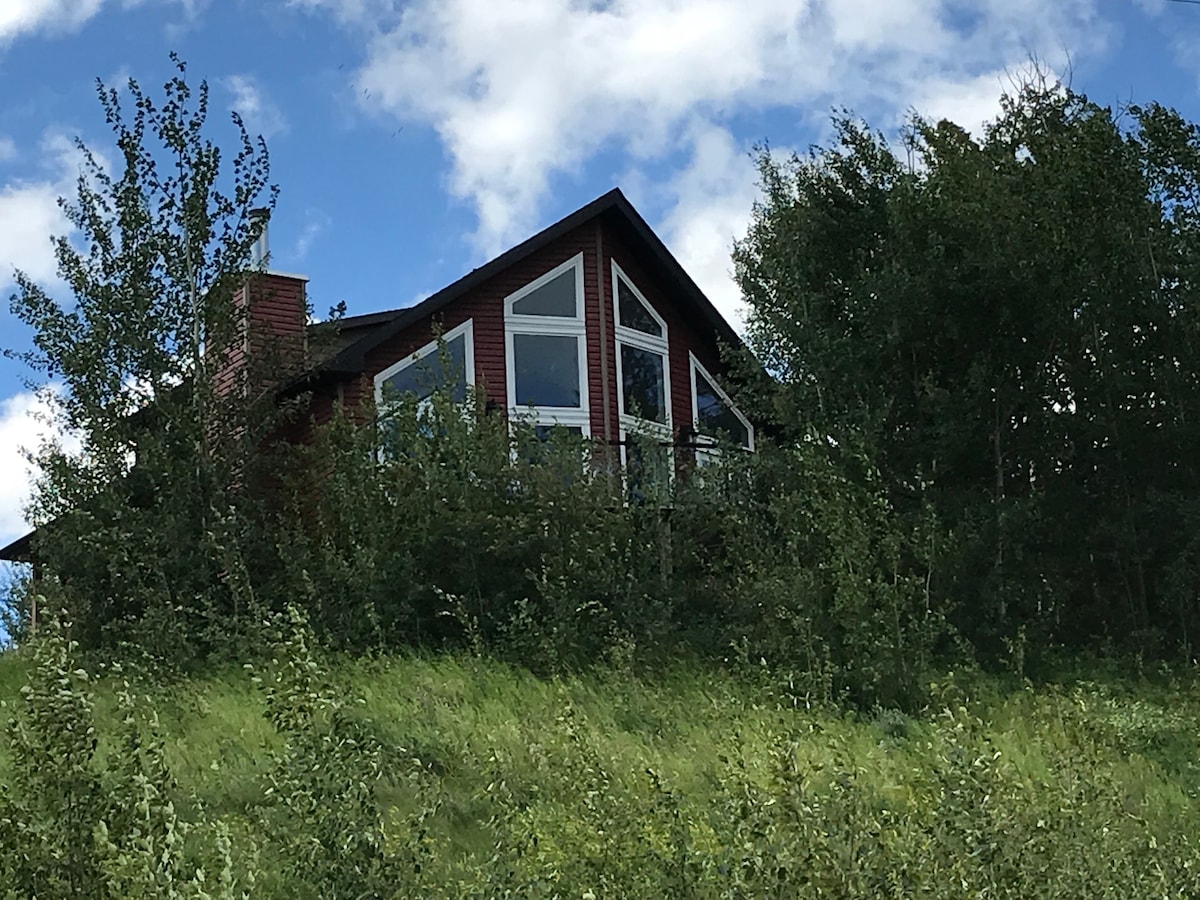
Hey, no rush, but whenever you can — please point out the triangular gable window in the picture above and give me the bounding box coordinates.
[373,320,476,453]
[378,329,470,404]
[617,277,663,337]
[690,354,753,455]
[510,267,578,317]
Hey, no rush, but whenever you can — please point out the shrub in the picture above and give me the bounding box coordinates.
[0,609,254,898]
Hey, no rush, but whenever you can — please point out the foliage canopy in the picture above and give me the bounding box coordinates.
[736,78,1200,662]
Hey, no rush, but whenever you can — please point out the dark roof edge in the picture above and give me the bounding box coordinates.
[314,308,401,330]
[321,187,746,379]
[0,529,34,564]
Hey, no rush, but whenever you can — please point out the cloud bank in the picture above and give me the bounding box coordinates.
[295,0,1108,323]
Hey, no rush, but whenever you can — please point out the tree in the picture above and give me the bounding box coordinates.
[7,55,280,654]
[735,77,1200,661]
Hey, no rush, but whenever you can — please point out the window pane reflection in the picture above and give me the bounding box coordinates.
[621,344,666,424]
[511,268,577,317]
[695,370,749,447]
[513,333,581,408]
[617,278,662,337]
[381,334,467,402]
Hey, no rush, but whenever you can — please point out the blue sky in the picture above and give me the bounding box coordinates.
[1,0,1200,546]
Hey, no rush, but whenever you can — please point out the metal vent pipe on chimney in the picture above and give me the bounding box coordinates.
[249,207,270,269]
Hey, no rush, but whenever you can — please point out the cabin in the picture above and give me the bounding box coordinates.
[0,188,753,564]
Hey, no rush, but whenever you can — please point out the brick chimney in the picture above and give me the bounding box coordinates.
[213,209,309,401]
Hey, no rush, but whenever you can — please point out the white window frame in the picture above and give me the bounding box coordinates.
[612,260,671,468]
[689,352,754,463]
[373,318,476,408]
[504,253,591,435]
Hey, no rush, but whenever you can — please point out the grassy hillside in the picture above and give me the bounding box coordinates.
[2,645,1200,897]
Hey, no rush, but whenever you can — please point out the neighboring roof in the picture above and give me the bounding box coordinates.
[307,308,401,368]
[0,530,32,564]
[311,187,745,381]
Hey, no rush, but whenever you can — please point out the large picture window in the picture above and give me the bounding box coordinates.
[512,333,580,408]
[504,254,590,434]
[619,344,667,425]
[612,261,671,472]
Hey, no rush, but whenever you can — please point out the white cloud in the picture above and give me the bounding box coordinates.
[0,180,67,289]
[654,122,759,331]
[914,68,1013,137]
[914,59,1082,139]
[102,64,132,91]
[1155,10,1200,97]
[0,392,40,545]
[0,0,103,44]
[347,0,821,253]
[289,210,331,262]
[0,0,209,48]
[288,0,397,26]
[0,132,88,292]
[0,388,76,547]
[0,137,15,163]
[301,0,1109,322]
[224,74,287,140]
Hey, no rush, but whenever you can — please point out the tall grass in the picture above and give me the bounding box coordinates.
[2,642,1199,897]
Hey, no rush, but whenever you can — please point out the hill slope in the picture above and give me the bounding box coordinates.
[2,647,1199,898]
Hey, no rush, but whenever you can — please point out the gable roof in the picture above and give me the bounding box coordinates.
[310,187,744,381]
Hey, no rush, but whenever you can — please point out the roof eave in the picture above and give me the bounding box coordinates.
[0,529,34,564]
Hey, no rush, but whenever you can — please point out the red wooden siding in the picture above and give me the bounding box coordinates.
[582,226,609,443]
